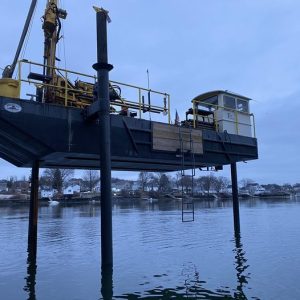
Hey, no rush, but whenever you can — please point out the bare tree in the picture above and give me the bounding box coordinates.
[43,168,74,193]
[6,176,17,191]
[138,172,151,192]
[83,170,100,192]
[214,176,230,195]
[239,178,255,189]
[158,173,171,193]
[148,173,159,191]
[180,175,193,194]
[282,183,294,193]
[198,173,216,195]
[173,172,181,190]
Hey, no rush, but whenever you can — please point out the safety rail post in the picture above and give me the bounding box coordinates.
[18,60,22,85]
[168,95,171,124]
[64,70,68,106]
[192,101,196,128]
[214,111,218,132]
[234,110,239,135]
[138,89,142,119]
[251,114,256,138]
[18,60,22,96]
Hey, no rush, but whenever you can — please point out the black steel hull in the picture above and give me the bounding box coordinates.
[0,97,258,171]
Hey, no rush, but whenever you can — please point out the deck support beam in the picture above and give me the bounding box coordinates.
[93,7,113,268]
[231,162,240,234]
[28,160,39,255]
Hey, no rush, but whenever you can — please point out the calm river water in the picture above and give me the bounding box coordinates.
[1,197,300,300]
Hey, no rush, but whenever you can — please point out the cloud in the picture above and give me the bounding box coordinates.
[1,0,300,184]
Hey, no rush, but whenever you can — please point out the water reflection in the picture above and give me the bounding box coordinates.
[110,234,251,299]
[24,244,37,300]
[113,268,235,299]
[232,234,250,299]
[9,198,283,300]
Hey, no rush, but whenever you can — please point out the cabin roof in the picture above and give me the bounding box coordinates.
[192,90,252,103]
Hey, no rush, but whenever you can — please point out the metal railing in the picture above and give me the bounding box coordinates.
[17,60,171,123]
[192,100,256,138]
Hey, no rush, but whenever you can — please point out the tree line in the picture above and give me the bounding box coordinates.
[138,171,230,195]
[3,169,300,196]
[39,169,100,193]
[4,169,100,194]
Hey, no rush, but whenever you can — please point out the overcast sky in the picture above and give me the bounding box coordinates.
[0,0,300,184]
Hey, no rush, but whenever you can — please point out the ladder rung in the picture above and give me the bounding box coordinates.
[180,126,195,222]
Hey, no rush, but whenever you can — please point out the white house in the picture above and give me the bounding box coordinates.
[63,184,80,195]
[0,180,8,192]
[40,188,56,198]
[131,181,140,191]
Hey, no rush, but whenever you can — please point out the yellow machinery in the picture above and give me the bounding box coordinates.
[0,0,170,121]
[0,79,20,98]
[0,0,37,98]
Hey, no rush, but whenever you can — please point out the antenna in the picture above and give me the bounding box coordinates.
[147,69,150,90]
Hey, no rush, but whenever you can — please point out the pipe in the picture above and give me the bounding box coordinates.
[2,0,38,78]
[93,7,114,267]
[28,160,39,251]
[231,162,240,234]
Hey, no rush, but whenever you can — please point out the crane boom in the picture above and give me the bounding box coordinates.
[2,0,38,78]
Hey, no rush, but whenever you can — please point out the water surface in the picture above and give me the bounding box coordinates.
[1,198,300,299]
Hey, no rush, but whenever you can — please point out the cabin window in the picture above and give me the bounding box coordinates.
[199,96,218,111]
[223,95,236,110]
[205,96,218,105]
[237,99,249,113]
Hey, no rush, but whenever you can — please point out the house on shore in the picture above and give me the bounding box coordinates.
[40,188,57,198]
[63,184,81,195]
[0,180,8,192]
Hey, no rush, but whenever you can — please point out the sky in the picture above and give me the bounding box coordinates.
[0,0,300,184]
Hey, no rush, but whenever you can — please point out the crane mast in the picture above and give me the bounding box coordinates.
[42,0,67,102]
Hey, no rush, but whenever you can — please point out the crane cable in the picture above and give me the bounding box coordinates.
[59,0,67,70]
[61,16,67,71]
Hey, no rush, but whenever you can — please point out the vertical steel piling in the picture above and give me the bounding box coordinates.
[28,160,39,254]
[93,7,113,267]
[231,162,240,234]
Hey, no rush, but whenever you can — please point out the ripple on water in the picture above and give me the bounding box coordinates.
[1,199,300,299]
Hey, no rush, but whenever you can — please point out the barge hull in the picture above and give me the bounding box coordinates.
[0,97,258,171]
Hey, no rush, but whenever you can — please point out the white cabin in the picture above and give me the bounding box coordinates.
[191,90,254,137]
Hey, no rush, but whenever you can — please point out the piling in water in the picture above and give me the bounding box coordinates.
[93,7,114,267]
[231,162,240,234]
[28,160,39,254]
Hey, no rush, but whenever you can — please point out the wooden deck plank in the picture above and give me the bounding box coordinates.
[152,123,203,154]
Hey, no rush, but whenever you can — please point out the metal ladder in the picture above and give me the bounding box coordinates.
[179,126,195,222]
